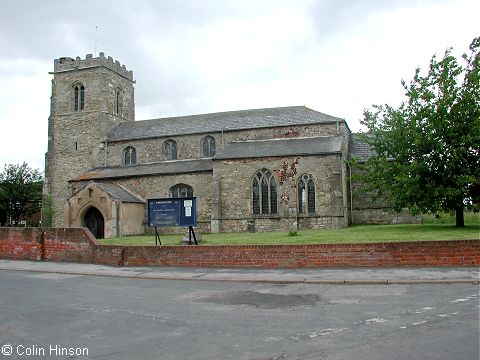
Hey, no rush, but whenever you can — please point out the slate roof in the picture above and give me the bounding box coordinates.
[72,159,213,181]
[349,134,372,162]
[214,136,345,160]
[108,106,345,142]
[94,182,145,203]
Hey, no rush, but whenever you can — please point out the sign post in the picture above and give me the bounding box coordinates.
[154,227,161,245]
[147,197,198,245]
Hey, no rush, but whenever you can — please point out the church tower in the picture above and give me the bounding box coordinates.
[45,53,135,227]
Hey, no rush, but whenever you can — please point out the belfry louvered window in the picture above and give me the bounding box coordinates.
[115,89,123,115]
[73,84,85,111]
[298,174,315,214]
[252,169,277,215]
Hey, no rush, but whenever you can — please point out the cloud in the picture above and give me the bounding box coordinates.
[0,0,478,171]
[0,60,50,171]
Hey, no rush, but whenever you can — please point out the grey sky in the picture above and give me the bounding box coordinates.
[0,0,478,171]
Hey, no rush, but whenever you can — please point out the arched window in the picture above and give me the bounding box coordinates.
[201,136,216,157]
[73,83,85,111]
[170,184,193,198]
[298,174,315,214]
[252,169,277,215]
[164,139,177,160]
[115,88,123,115]
[123,146,137,166]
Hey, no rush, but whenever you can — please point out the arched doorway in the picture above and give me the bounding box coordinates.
[84,207,105,239]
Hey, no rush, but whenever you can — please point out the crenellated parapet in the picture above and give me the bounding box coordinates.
[53,52,134,81]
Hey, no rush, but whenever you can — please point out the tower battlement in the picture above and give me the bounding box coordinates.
[53,52,133,81]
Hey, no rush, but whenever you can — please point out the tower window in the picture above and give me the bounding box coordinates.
[252,169,277,215]
[115,88,123,115]
[123,146,137,166]
[298,174,315,214]
[73,84,85,111]
[164,139,177,160]
[201,136,216,157]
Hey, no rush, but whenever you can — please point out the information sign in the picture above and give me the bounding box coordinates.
[147,197,197,227]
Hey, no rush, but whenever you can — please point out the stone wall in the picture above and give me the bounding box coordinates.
[121,203,147,235]
[1,228,478,268]
[64,182,145,238]
[351,208,420,225]
[46,54,135,227]
[103,172,212,234]
[213,154,347,232]
[349,168,420,224]
[105,122,349,166]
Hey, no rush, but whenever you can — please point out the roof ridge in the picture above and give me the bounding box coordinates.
[108,105,345,142]
[229,135,342,144]
[215,136,344,160]
[135,105,308,123]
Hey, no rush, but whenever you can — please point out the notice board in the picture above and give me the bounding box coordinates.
[147,197,197,227]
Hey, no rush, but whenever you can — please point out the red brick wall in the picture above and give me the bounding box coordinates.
[0,228,96,263]
[42,228,96,262]
[94,245,125,266]
[0,228,42,261]
[119,241,480,268]
[0,228,478,268]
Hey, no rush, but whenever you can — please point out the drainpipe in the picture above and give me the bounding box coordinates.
[348,165,353,224]
[116,201,120,238]
[104,139,108,167]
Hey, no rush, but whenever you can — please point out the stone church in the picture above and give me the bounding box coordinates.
[45,53,415,238]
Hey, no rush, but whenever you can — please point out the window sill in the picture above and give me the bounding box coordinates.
[297,213,319,218]
[251,214,281,219]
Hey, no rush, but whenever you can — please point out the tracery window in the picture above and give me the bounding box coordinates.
[73,83,85,111]
[169,184,193,198]
[298,174,315,214]
[201,136,216,157]
[123,146,137,166]
[164,139,177,160]
[252,169,277,215]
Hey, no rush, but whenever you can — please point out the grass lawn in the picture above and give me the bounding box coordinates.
[99,213,479,246]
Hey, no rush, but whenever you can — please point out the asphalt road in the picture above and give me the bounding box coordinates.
[0,270,478,359]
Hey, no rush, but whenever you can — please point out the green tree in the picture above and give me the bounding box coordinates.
[0,205,6,226]
[353,37,480,227]
[0,162,43,226]
[41,193,55,227]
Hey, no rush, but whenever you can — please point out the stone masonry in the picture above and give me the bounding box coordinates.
[44,53,415,238]
[46,53,135,229]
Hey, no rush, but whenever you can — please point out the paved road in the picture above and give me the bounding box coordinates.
[0,269,478,359]
[0,260,478,284]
